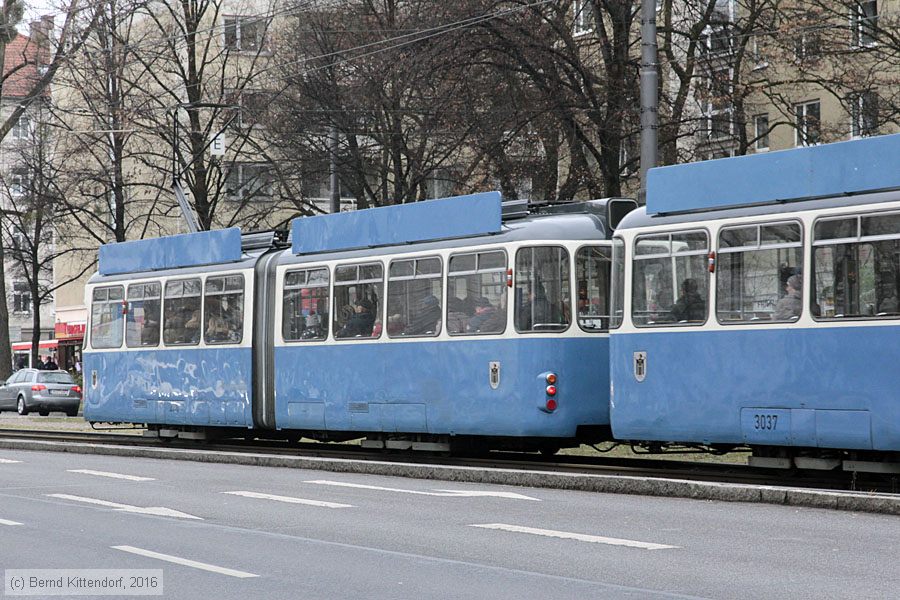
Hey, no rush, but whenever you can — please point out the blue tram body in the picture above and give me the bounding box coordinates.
[83,193,632,451]
[610,134,900,466]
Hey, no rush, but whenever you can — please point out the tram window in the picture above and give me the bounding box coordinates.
[717,222,803,324]
[447,250,507,335]
[610,237,625,329]
[163,278,202,345]
[283,267,329,342]
[333,262,383,339]
[575,246,611,332]
[125,282,161,347]
[90,285,125,349]
[814,212,900,320]
[632,231,709,326]
[204,274,244,344]
[515,246,571,333]
[387,257,443,338]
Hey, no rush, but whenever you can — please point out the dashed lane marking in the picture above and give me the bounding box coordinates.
[0,518,23,526]
[46,494,202,520]
[222,490,352,508]
[112,546,258,578]
[68,469,156,482]
[305,480,539,500]
[0,458,21,464]
[469,523,679,550]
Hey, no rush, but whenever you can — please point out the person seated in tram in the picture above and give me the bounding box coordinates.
[404,295,441,335]
[877,282,899,315]
[670,278,705,322]
[338,297,376,337]
[207,312,229,341]
[774,274,803,320]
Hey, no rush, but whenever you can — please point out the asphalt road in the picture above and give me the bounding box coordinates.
[0,450,897,599]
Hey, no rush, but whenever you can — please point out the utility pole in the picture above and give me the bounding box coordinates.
[639,0,659,205]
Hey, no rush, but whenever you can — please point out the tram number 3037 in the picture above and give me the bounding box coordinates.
[754,414,778,430]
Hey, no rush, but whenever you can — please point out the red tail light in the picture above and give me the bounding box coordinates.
[546,385,557,396]
[31,384,46,391]
[71,386,82,394]
[546,398,558,411]
[546,373,557,385]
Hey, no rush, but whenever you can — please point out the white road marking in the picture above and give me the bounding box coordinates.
[305,480,539,500]
[0,518,23,526]
[46,494,202,520]
[469,523,679,550]
[68,469,156,482]
[0,458,21,463]
[222,490,352,508]
[112,546,258,579]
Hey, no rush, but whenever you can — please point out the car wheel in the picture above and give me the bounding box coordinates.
[16,396,28,416]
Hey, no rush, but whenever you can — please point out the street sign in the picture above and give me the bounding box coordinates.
[210,133,226,157]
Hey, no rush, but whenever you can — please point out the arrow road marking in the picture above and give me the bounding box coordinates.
[68,469,156,482]
[0,518,22,526]
[304,480,539,500]
[470,523,679,550]
[113,546,257,579]
[222,491,352,508]
[46,494,202,520]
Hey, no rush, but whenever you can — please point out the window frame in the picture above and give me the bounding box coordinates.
[812,210,900,322]
[223,14,270,53]
[125,281,162,348]
[90,285,126,350]
[282,266,331,343]
[386,255,444,339]
[795,100,821,147]
[850,0,878,48]
[631,228,711,328]
[574,243,613,333]
[332,261,385,341]
[203,273,245,345]
[715,220,805,326]
[447,248,508,337]
[514,245,573,334]
[162,277,203,347]
[753,114,770,151]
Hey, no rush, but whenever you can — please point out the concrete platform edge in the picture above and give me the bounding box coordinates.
[2,439,898,515]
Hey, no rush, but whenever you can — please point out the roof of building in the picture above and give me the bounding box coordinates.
[3,33,49,99]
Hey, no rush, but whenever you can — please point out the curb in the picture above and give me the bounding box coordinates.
[2,438,898,515]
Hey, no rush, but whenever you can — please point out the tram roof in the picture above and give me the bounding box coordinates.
[98,227,244,276]
[290,191,502,255]
[646,133,900,216]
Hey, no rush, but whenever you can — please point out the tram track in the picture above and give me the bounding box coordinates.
[2,427,896,495]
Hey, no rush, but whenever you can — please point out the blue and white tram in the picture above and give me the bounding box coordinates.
[83,192,635,452]
[609,133,900,471]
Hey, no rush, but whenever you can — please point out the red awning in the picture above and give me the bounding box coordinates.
[12,340,59,352]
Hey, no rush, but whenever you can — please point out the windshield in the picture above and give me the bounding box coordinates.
[37,372,74,384]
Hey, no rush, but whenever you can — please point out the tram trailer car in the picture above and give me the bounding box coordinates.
[609,133,900,473]
[83,192,636,453]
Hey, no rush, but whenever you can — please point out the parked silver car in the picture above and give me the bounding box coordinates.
[0,369,81,417]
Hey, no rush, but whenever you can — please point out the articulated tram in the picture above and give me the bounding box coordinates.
[83,192,635,453]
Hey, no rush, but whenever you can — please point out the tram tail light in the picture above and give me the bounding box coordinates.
[546,373,557,385]
[708,251,716,273]
[506,268,513,287]
[545,398,558,411]
[546,385,557,396]
[31,384,46,392]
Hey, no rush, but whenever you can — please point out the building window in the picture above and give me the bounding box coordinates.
[223,15,268,52]
[228,90,272,127]
[573,0,593,35]
[754,114,770,150]
[700,0,734,56]
[795,100,821,146]
[793,16,821,61]
[703,68,733,140]
[850,0,877,48]
[11,115,30,139]
[225,163,273,200]
[12,281,31,314]
[850,91,878,138]
[8,170,28,196]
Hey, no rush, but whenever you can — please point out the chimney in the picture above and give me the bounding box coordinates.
[29,15,54,53]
